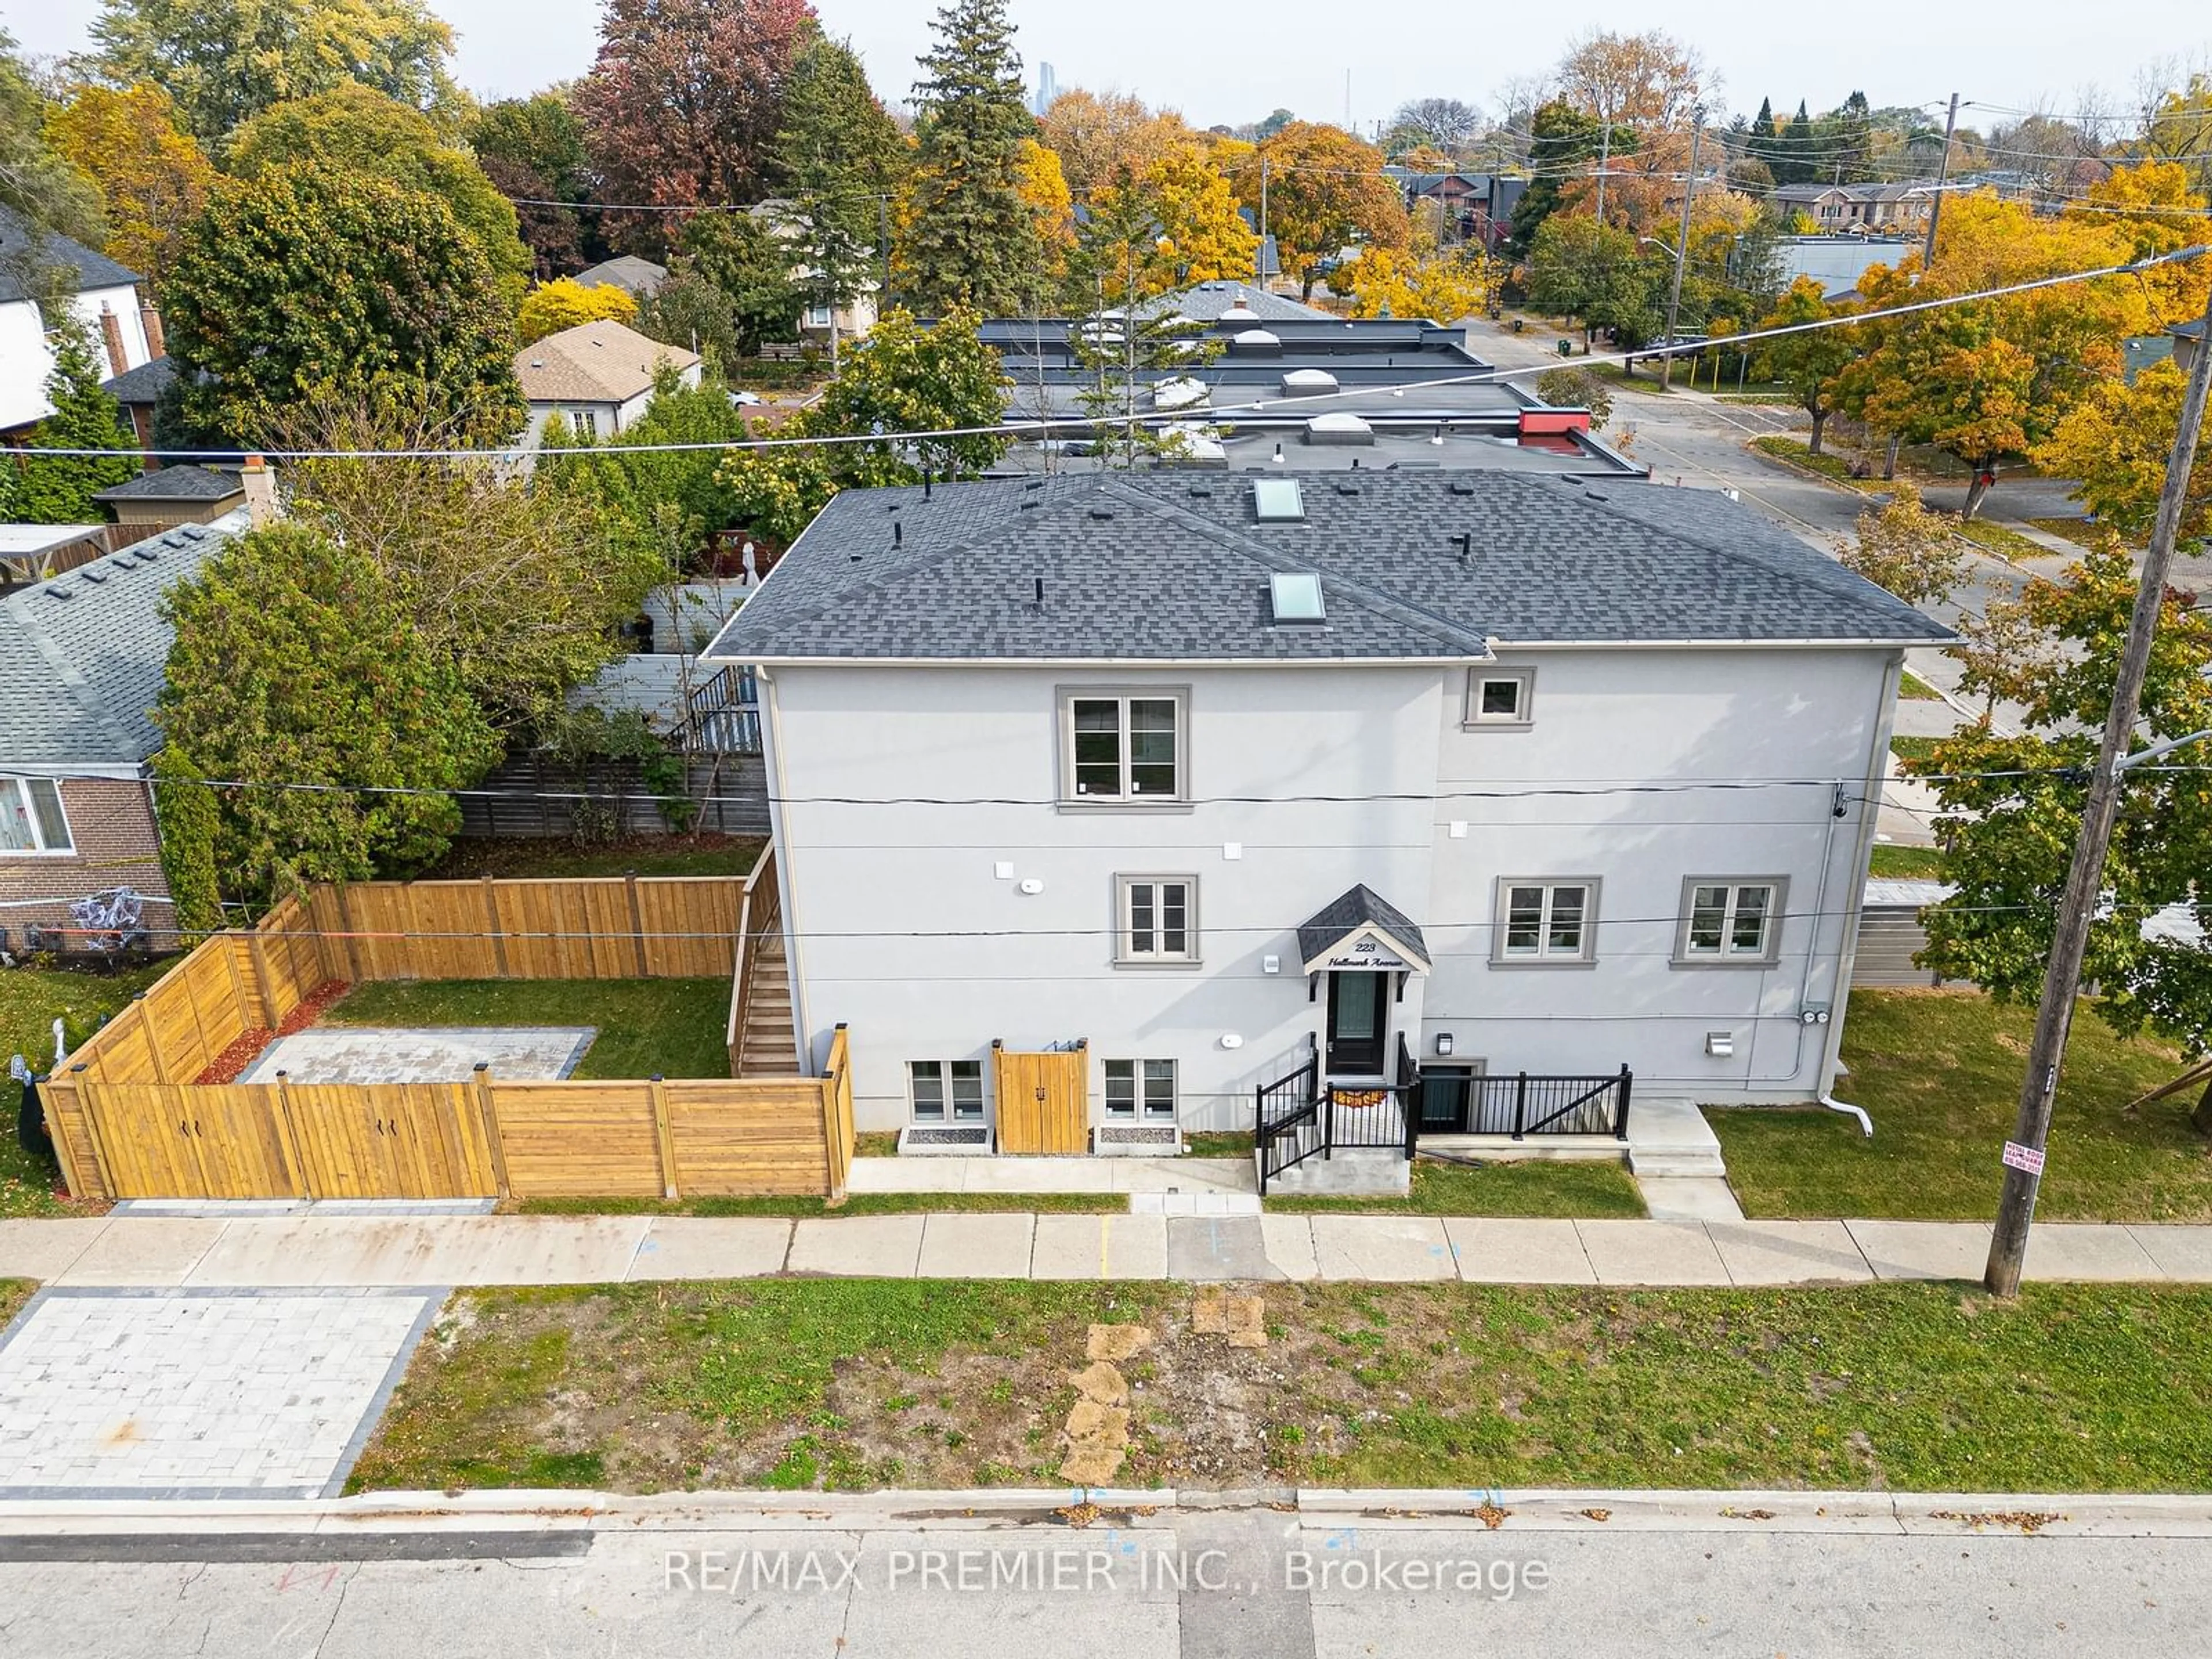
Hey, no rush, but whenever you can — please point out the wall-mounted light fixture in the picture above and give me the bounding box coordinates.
[1434,1032,1455,1056]
[1705,1031,1735,1058]
[1262,955,1281,975]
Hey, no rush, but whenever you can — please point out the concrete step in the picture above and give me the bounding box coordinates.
[1627,1148,1729,1179]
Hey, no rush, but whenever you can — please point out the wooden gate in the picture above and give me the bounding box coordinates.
[282,1082,498,1199]
[993,1041,1090,1156]
[86,1085,296,1199]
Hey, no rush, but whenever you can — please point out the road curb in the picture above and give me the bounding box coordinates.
[4,1486,2212,1537]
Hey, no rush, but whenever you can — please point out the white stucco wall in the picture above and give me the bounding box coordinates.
[69,284,152,376]
[762,644,1901,1131]
[3,285,152,431]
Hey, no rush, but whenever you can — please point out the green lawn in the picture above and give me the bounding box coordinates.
[1749,434,1872,486]
[353,1279,2212,1494]
[1183,1130,1255,1158]
[1898,670,1944,702]
[0,1278,34,1328]
[0,961,170,1216]
[1709,989,2209,1221]
[1267,1156,1645,1217]
[518,1192,1126,1218]
[423,835,765,880]
[1867,844,1948,880]
[323,978,729,1078]
[1888,735,1942,767]
[2025,516,2107,551]
[1949,517,2048,562]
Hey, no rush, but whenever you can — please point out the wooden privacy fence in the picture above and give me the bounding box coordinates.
[39,874,857,1204]
[47,1046,855,1204]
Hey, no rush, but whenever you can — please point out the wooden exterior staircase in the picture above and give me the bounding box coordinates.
[726,845,801,1077]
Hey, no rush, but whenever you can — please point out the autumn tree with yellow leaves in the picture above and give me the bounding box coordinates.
[43,82,214,285]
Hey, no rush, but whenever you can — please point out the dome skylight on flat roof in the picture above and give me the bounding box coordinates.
[1152,377,1209,410]
[1282,369,1338,395]
[1230,328,1282,352]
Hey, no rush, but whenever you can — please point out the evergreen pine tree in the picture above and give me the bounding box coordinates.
[774,33,907,365]
[900,0,1046,314]
[1779,101,1817,185]
[1832,91,1876,183]
[20,324,137,522]
[1748,96,1777,174]
[1066,177,1218,468]
[1506,99,1602,257]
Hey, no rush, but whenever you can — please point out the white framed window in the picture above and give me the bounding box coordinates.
[908,1059,985,1122]
[1115,874,1198,965]
[1463,666,1535,728]
[1675,878,1787,967]
[0,777,74,855]
[806,304,834,328]
[1060,688,1187,804]
[573,408,599,439]
[1104,1059,1177,1120]
[1493,878,1600,965]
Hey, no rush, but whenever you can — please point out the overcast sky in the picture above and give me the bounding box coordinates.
[13,0,2211,132]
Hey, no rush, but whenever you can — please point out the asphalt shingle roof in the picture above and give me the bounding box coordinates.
[93,464,241,503]
[1297,884,1431,969]
[706,472,1952,665]
[101,354,176,405]
[515,319,699,405]
[1144,282,1331,323]
[0,207,141,302]
[0,519,233,768]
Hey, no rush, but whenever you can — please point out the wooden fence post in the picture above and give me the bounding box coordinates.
[626,872,649,978]
[248,926,279,1029]
[272,1070,312,1199]
[472,1064,512,1198]
[136,995,170,1085]
[481,875,510,979]
[648,1074,679,1199]
[333,884,365,984]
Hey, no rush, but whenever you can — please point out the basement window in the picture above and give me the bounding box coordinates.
[909,1059,985,1122]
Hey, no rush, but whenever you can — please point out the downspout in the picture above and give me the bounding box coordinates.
[1817,649,1906,1138]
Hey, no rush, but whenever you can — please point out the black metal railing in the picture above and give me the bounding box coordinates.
[1255,1048,1323,1194]
[1461,1066,1634,1139]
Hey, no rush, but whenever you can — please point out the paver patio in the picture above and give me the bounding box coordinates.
[0,1287,436,1499]
[236,1026,595,1085]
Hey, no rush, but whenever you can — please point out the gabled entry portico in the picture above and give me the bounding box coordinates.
[1297,885,1431,1081]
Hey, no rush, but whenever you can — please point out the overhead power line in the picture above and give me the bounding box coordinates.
[12,243,2206,465]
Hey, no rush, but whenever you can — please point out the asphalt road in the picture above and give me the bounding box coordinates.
[5,1512,2207,1657]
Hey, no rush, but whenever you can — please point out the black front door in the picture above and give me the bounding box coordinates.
[1325,971,1385,1075]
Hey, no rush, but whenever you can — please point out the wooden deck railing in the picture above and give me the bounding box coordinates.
[725,842,782,1077]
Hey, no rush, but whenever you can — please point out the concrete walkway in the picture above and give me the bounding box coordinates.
[2,1210,2207,1288]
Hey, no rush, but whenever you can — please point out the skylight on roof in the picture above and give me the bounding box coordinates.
[1270,571,1325,623]
[1252,478,1305,521]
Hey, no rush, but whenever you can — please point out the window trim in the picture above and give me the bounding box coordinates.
[1462,665,1536,729]
[1103,1058,1178,1121]
[907,1058,987,1123]
[1056,685,1191,810]
[1489,876,1601,967]
[1671,876,1789,968]
[0,776,75,857]
[1113,873,1201,968]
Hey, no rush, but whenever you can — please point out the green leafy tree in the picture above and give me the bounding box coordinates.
[18,325,138,521]
[717,305,1007,543]
[469,91,596,278]
[898,0,1046,314]
[1506,99,1603,256]
[1906,546,2212,1118]
[283,387,660,736]
[1534,365,1613,430]
[1527,213,1655,343]
[0,29,104,285]
[1840,483,1969,609]
[1755,277,1858,455]
[774,33,906,365]
[541,366,752,558]
[83,0,464,143]
[632,264,744,372]
[156,521,499,903]
[149,745,222,937]
[1229,122,1409,300]
[2034,359,2212,546]
[163,168,524,447]
[680,212,806,353]
[228,83,533,302]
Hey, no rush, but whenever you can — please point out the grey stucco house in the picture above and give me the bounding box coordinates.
[706,471,1948,1150]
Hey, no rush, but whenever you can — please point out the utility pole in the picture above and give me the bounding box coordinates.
[1660,111,1703,393]
[1922,93,1960,271]
[1984,276,2212,1297]
[1595,119,1611,222]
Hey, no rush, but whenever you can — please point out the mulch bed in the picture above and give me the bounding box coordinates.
[192,979,350,1085]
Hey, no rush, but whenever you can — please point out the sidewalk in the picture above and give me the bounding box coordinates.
[3,1209,2206,1288]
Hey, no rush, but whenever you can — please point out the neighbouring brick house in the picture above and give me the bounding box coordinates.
[0,516,238,956]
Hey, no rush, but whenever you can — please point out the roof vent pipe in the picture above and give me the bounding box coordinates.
[1452,532,1472,567]
[894,520,904,547]
[1272,442,1284,465]
[1034,576,1045,607]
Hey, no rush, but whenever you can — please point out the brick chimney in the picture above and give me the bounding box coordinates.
[97,305,127,377]
[139,302,166,361]
[239,454,280,528]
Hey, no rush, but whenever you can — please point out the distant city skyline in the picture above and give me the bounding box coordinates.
[11,0,2207,135]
